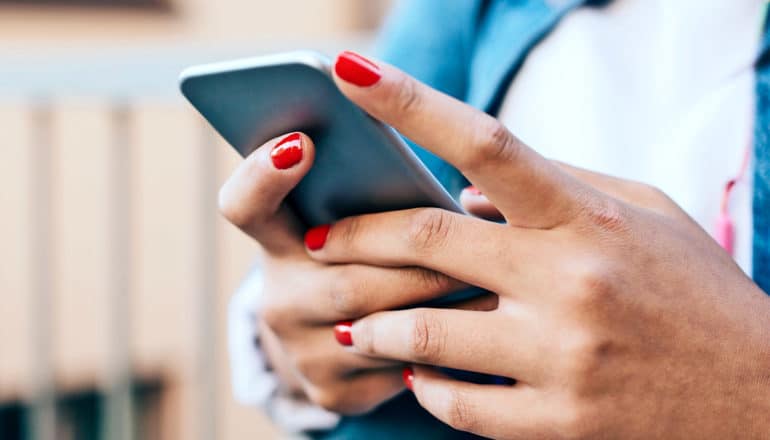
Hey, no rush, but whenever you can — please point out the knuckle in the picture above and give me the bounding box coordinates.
[414,267,454,293]
[444,387,480,433]
[309,383,379,416]
[560,332,595,375]
[329,271,367,318]
[559,331,613,396]
[330,288,365,319]
[567,257,618,310]
[295,354,324,381]
[406,209,454,257]
[308,388,347,413]
[260,300,292,335]
[615,179,670,207]
[391,73,422,117]
[638,183,680,213]
[582,198,630,235]
[408,309,447,363]
[637,182,667,203]
[461,115,519,172]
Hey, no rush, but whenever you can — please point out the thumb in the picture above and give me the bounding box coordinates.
[219,132,316,255]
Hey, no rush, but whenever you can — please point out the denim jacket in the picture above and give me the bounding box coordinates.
[315,0,770,438]
[754,16,770,292]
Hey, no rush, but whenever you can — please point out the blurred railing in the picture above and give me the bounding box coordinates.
[0,96,277,439]
[0,34,373,439]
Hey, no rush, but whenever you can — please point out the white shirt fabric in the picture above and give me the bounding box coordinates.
[498,0,764,272]
[229,0,766,434]
[228,269,341,434]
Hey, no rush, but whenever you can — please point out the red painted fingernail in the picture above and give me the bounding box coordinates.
[334,321,354,346]
[334,51,381,87]
[304,224,331,251]
[271,133,303,169]
[402,367,414,391]
[465,185,482,196]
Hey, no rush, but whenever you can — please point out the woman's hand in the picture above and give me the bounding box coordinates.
[219,132,475,414]
[302,51,770,438]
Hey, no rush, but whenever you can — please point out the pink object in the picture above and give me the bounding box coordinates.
[714,212,735,256]
[713,145,750,257]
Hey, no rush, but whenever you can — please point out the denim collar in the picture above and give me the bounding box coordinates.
[752,12,770,292]
[469,0,587,113]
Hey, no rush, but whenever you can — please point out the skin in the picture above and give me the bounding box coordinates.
[221,52,770,438]
[219,131,496,414]
[217,111,653,418]
[298,55,770,439]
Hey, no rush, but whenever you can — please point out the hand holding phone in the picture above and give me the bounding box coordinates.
[180,51,484,305]
[180,51,463,227]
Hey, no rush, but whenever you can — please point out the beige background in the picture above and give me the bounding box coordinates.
[0,1,392,439]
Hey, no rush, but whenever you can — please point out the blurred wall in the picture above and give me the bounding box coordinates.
[0,1,392,439]
[0,0,392,43]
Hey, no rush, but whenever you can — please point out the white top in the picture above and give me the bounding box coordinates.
[498,0,765,272]
[228,269,341,433]
[229,0,766,434]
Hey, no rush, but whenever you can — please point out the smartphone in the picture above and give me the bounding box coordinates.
[179,51,463,227]
[180,51,497,382]
[179,51,482,306]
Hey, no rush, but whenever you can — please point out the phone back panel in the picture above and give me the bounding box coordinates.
[180,52,461,226]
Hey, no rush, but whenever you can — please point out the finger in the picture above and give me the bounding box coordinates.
[305,368,405,415]
[219,132,315,255]
[288,327,404,381]
[333,51,589,228]
[459,186,504,221]
[306,208,559,295]
[308,264,469,322]
[410,366,550,438]
[350,307,547,382]
[273,261,494,324]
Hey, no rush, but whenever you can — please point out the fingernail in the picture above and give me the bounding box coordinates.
[333,321,354,346]
[271,133,303,169]
[465,185,482,196]
[402,367,414,391]
[304,224,331,251]
[334,51,381,87]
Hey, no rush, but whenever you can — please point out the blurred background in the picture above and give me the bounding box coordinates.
[0,1,393,439]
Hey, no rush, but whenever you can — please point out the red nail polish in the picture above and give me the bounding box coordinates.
[271,133,303,169]
[305,224,331,251]
[334,321,353,346]
[402,367,414,391]
[334,51,381,87]
[465,185,482,196]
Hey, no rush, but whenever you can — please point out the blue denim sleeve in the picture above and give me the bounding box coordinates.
[753,21,770,295]
[372,0,488,197]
